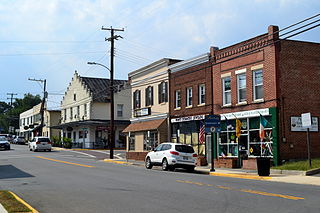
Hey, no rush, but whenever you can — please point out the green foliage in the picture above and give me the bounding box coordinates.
[0,190,31,212]
[51,136,62,147]
[272,158,320,171]
[0,93,41,133]
[63,137,72,149]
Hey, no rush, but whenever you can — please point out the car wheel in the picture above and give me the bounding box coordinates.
[145,157,153,169]
[48,149,51,152]
[162,158,169,171]
[168,166,175,171]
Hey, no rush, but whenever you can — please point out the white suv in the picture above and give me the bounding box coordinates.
[29,136,52,152]
[145,142,197,171]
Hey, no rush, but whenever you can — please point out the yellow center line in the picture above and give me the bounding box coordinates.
[36,156,95,168]
[176,180,304,201]
[239,189,304,200]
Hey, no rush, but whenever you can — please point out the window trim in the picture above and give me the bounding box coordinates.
[222,77,231,106]
[175,90,181,109]
[198,84,205,105]
[237,73,247,104]
[186,87,193,107]
[117,104,124,117]
[253,69,264,101]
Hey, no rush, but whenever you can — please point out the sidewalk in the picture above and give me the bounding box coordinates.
[104,159,320,186]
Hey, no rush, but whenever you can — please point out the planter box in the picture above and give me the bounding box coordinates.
[242,159,257,170]
[214,158,238,168]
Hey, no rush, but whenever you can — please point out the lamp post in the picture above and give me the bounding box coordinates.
[87,61,114,159]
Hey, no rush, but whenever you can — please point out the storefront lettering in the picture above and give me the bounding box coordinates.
[221,108,269,120]
[171,114,206,123]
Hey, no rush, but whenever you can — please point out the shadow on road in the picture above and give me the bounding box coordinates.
[0,165,34,179]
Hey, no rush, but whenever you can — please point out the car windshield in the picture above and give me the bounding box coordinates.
[175,145,194,153]
[0,137,7,141]
[38,138,50,142]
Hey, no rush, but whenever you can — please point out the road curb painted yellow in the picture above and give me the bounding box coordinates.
[103,159,131,165]
[9,191,39,213]
[210,172,272,180]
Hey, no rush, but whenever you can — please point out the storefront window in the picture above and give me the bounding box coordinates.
[143,131,158,151]
[219,116,273,158]
[171,120,206,156]
[129,134,135,151]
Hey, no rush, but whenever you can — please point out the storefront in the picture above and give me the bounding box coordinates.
[215,108,279,168]
[171,114,207,157]
[124,118,168,161]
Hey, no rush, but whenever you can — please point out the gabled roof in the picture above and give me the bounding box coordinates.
[79,76,127,102]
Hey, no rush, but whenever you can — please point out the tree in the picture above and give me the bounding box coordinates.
[0,93,41,133]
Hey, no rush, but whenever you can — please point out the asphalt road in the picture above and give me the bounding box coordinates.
[1,145,319,213]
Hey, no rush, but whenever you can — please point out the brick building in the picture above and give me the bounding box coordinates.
[211,25,320,168]
[169,53,212,164]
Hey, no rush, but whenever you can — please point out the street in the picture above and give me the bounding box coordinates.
[0,145,319,213]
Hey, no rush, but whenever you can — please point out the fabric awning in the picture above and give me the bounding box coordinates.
[122,118,166,133]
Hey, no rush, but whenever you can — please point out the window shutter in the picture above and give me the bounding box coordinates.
[133,91,136,109]
[145,88,148,106]
[158,83,161,103]
[165,82,168,102]
[151,86,154,105]
[138,90,141,108]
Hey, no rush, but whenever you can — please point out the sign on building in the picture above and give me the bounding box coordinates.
[291,116,318,132]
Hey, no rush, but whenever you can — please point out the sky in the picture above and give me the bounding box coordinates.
[0,0,319,110]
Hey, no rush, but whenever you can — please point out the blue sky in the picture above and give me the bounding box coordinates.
[0,0,319,109]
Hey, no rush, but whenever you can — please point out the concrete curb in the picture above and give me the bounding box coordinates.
[271,169,306,176]
[9,191,38,213]
[271,168,320,176]
[0,204,7,213]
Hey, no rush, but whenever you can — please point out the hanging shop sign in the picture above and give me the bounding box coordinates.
[291,116,318,132]
[171,114,206,123]
[221,108,269,120]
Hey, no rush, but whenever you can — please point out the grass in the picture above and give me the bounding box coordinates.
[0,191,31,213]
[272,158,320,171]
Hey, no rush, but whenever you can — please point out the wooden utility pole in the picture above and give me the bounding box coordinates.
[101,26,124,159]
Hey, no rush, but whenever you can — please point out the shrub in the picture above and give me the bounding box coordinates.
[51,136,61,147]
[63,137,72,149]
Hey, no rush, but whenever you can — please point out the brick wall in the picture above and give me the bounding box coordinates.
[170,62,212,118]
[126,151,148,161]
[211,26,279,115]
[278,40,320,160]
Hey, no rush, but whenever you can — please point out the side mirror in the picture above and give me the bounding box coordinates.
[152,148,156,152]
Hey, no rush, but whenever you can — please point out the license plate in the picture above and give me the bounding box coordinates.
[183,156,188,160]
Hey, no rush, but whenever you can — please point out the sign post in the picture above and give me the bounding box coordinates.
[205,115,221,172]
[301,113,312,168]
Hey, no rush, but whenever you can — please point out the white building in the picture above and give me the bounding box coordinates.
[56,71,131,149]
[19,103,61,141]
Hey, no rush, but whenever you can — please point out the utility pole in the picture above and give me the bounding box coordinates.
[7,93,17,106]
[6,93,17,133]
[102,26,124,159]
[28,78,47,136]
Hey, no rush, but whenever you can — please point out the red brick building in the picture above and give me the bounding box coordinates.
[169,53,212,164]
[211,25,320,168]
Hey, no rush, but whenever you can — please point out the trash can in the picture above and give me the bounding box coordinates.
[256,157,270,176]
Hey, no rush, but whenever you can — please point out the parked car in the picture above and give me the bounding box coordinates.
[29,136,52,152]
[0,134,13,142]
[145,142,197,171]
[13,136,26,145]
[0,136,10,150]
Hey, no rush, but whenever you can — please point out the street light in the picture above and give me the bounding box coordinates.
[87,61,115,159]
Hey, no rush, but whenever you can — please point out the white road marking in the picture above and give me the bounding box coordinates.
[67,150,96,158]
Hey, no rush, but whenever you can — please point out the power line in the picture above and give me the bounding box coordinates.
[6,93,18,106]
[0,50,105,57]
